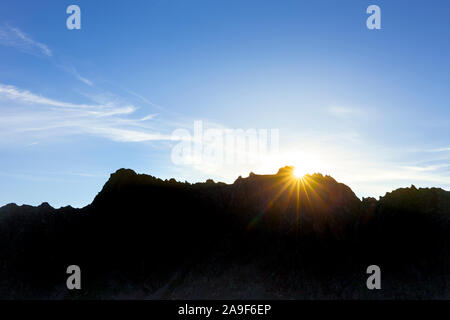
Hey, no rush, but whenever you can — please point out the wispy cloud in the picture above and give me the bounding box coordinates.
[124,88,165,110]
[0,25,52,57]
[428,147,450,152]
[401,164,450,172]
[0,24,97,87]
[0,84,105,109]
[140,114,157,121]
[0,83,173,143]
[60,65,93,86]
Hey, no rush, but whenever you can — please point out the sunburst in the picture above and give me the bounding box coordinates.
[293,166,305,179]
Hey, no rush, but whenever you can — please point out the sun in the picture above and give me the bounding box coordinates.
[255,150,328,180]
[293,166,305,179]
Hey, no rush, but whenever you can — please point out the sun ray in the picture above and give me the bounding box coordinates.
[246,167,326,233]
[295,179,301,237]
[246,175,296,231]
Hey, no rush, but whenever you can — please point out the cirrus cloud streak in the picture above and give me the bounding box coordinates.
[0,83,173,143]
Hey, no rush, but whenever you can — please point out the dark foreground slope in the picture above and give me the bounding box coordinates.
[0,166,449,299]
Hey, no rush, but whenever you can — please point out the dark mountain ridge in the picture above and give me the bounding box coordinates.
[0,166,449,299]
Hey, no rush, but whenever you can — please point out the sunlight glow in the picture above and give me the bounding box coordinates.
[256,150,328,179]
[293,167,304,179]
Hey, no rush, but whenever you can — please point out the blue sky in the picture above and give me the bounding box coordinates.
[0,0,449,208]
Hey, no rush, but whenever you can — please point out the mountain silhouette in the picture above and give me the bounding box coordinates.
[0,166,449,299]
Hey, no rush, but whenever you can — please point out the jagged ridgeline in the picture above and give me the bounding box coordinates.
[0,166,449,299]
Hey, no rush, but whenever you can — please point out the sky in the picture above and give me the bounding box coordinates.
[0,0,449,208]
